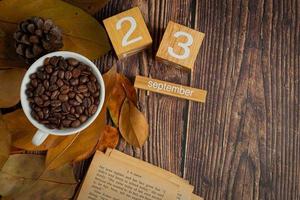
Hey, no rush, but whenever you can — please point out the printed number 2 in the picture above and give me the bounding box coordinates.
[116,16,143,47]
[168,31,193,59]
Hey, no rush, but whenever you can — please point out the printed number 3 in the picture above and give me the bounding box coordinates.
[116,16,143,47]
[168,31,193,59]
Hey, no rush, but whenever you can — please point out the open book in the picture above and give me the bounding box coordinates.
[77,149,203,200]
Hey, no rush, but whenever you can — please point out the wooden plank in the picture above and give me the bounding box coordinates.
[89,0,194,180]
[134,75,207,103]
[184,0,300,200]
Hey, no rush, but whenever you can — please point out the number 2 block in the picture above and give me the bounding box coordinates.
[156,21,205,70]
[103,7,153,59]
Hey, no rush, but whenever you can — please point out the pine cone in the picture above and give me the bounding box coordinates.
[13,16,63,64]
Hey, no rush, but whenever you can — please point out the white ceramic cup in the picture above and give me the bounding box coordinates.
[20,51,105,146]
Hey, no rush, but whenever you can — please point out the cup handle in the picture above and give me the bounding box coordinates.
[32,130,49,146]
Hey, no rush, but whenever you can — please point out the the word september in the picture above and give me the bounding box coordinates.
[148,80,194,96]
[134,76,207,103]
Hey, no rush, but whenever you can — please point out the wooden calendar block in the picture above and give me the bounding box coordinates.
[156,21,205,70]
[103,7,153,59]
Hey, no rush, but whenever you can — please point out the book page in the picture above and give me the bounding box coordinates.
[106,149,194,200]
[77,151,179,200]
[192,194,204,200]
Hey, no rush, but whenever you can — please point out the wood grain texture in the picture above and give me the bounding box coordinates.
[73,0,300,199]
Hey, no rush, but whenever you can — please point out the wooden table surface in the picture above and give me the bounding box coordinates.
[76,0,300,199]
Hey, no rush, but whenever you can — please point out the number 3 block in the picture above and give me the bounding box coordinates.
[156,21,205,70]
[103,7,153,59]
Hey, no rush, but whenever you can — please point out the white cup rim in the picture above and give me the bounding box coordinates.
[20,51,105,136]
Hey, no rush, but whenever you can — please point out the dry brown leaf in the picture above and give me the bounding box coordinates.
[119,98,149,148]
[0,119,11,169]
[10,147,26,155]
[119,74,138,105]
[0,0,110,60]
[0,154,77,200]
[46,107,107,169]
[96,125,119,152]
[1,109,64,151]
[108,74,137,126]
[0,68,26,108]
[103,65,118,97]
[64,0,110,15]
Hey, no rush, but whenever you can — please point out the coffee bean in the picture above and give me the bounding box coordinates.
[78,85,88,93]
[93,91,100,97]
[37,71,46,80]
[26,90,33,97]
[62,102,71,113]
[75,94,83,104]
[30,73,37,79]
[60,85,70,94]
[41,120,50,125]
[82,70,91,76]
[35,84,45,96]
[46,124,56,129]
[58,70,65,79]
[56,79,64,87]
[50,90,60,100]
[87,82,97,93]
[51,100,61,107]
[65,71,72,80]
[34,96,43,106]
[45,91,51,97]
[83,98,91,108]
[70,99,80,106]
[75,106,84,114]
[71,120,81,128]
[70,78,79,86]
[45,65,53,74]
[37,111,44,119]
[51,106,62,113]
[67,58,79,66]
[70,107,75,114]
[43,80,49,89]
[28,97,34,103]
[80,76,88,84]
[59,94,68,102]
[78,64,87,71]
[34,106,42,112]
[41,94,49,101]
[94,98,100,105]
[44,57,50,65]
[62,120,72,127]
[30,79,38,87]
[88,105,97,116]
[79,115,88,123]
[43,100,51,107]
[53,113,62,119]
[49,84,58,92]
[90,75,97,82]
[72,68,81,78]
[67,114,76,121]
[68,92,76,99]
[49,56,59,66]
[50,74,58,84]
[58,60,68,69]
[31,110,39,120]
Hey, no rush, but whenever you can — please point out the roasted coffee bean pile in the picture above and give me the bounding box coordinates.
[26,56,100,129]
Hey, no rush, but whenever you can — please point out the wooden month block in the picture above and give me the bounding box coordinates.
[134,76,207,103]
[156,21,205,70]
[103,7,153,59]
